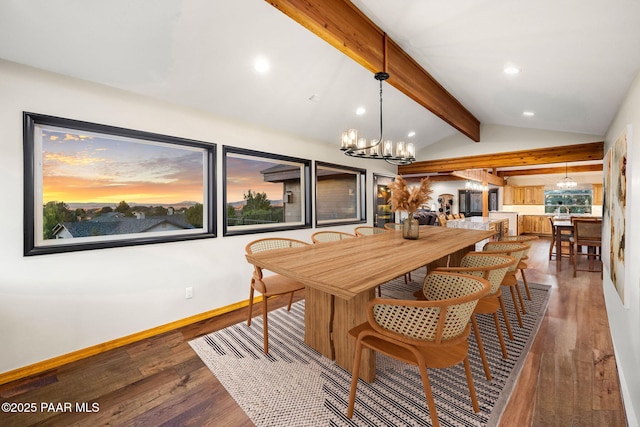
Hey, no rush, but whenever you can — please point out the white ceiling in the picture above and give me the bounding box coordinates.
[1,0,639,159]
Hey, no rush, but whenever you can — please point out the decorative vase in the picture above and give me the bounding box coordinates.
[402,216,420,240]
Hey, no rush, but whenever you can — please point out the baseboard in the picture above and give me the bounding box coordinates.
[0,297,260,386]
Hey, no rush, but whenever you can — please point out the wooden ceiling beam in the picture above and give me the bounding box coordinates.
[451,169,505,186]
[264,0,481,142]
[497,163,603,177]
[398,141,604,174]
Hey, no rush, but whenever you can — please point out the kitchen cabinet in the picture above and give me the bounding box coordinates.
[593,183,603,205]
[520,215,553,235]
[505,185,544,205]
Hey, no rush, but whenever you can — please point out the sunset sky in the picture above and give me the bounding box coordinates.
[225,155,284,203]
[41,128,205,206]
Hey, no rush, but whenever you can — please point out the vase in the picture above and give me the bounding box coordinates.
[402,217,420,240]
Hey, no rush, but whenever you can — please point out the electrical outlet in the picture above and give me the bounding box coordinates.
[185,287,193,299]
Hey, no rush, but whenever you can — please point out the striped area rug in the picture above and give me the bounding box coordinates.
[190,271,550,426]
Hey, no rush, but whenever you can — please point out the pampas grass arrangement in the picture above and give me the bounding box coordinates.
[388,176,433,215]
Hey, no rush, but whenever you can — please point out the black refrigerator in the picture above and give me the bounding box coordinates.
[458,189,498,216]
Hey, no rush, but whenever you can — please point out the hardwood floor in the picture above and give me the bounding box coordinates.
[0,238,626,426]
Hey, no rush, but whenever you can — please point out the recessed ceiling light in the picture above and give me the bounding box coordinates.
[523,111,535,117]
[407,131,416,137]
[504,65,521,75]
[254,56,269,74]
[356,107,366,115]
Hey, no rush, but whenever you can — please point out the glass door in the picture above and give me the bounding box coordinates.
[373,174,395,228]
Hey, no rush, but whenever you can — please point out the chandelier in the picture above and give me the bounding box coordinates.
[340,71,415,165]
[556,163,577,188]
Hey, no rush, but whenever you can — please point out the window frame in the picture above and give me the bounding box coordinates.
[222,146,311,236]
[23,112,216,256]
[314,161,366,227]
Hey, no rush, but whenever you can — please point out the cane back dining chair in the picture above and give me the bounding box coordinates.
[354,226,388,237]
[499,234,539,300]
[347,272,491,427]
[481,241,529,328]
[311,230,356,243]
[434,253,516,380]
[572,219,603,277]
[383,222,402,231]
[245,237,309,353]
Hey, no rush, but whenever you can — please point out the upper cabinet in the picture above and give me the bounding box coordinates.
[504,185,545,205]
[593,183,603,205]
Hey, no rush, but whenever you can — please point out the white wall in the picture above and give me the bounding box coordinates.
[602,71,640,427]
[418,123,603,160]
[0,60,396,374]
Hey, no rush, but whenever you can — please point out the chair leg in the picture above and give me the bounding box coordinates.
[262,296,269,354]
[520,268,531,300]
[471,315,491,380]
[573,243,577,277]
[492,312,509,359]
[515,283,527,315]
[286,291,295,311]
[508,286,524,327]
[417,360,440,427]
[247,287,255,326]
[462,356,480,413]
[347,340,364,419]
[498,295,514,341]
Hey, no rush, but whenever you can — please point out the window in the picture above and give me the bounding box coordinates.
[544,189,593,214]
[315,162,366,226]
[223,147,311,235]
[23,112,216,256]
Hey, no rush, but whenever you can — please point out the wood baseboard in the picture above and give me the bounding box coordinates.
[0,297,260,386]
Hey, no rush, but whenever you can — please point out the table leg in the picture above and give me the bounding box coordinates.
[556,226,562,272]
[304,287,333,359]
[334,289,376,382]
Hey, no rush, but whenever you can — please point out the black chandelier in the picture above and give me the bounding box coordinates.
[340,71,415,165]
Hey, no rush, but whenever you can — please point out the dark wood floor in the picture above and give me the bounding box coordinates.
[0,238,626,426]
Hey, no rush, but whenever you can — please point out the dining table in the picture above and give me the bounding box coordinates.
[245,225,496,382]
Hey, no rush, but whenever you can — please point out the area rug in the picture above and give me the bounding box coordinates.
[190,271,551,426]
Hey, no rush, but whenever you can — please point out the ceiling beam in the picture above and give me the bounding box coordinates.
[398,141,604,175]
[497,163,603,177]
[264,0,481,142]
[451,169,505,186]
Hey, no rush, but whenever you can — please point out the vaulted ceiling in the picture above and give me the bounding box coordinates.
[1,0,639,176]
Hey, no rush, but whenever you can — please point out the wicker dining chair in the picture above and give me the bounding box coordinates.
[382,222,415,284]
[572,219,603,277]
[347,272,490,427]
[481,241,529,328]
[354,226,388,237]
[434,253,516,380]
[383,222,402,231]
[311,230,356,243]
[499,234,539,300]
[245,237,309,353]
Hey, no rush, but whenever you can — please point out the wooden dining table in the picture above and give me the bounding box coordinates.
[245,226,496,382]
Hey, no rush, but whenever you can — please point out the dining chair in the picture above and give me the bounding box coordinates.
[548,216,574,261]
[311,230,356,243]
[481,241,529,327]
[434,253,516,380]
[499,234,539,300]
[572,219,603,277]
[382,223,415,284]
[347,272,491,427]
[245,237,309,353]
[383,222,402,231]
[354,226,388,237]
[437,214,447,227]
